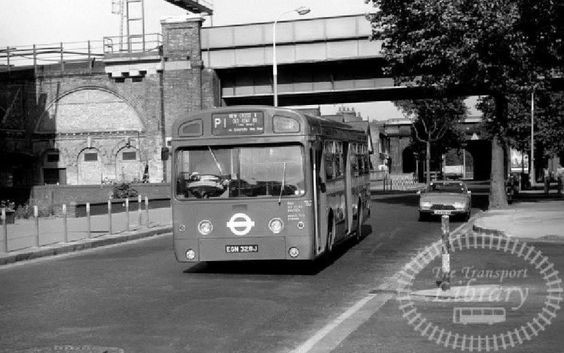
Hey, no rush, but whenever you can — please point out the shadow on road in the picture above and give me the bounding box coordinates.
[371,193,419,207]
[371,192,489,212]
[512,191,564,204]
[183,225,373,276]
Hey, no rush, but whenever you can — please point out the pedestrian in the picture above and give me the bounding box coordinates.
[556,165,564,196]
[142,163,149,183]
[543,167,551,195]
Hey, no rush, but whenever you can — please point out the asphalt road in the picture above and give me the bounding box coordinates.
[5,191,561,353]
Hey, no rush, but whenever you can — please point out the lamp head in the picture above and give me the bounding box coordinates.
[295,6,311,15]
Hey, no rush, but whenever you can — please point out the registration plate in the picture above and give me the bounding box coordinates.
[433,210,452,215]
[225,245,258,253]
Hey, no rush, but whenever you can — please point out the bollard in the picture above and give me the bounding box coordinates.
[62,204,68,243]
[1,208,7,253]
[137,195,142,226]
[108,199,113,234]
[86,202,91,238]
[145,196,149,226]
[125,198,130,231]
[34,205,40,247]
[436,214,451,291]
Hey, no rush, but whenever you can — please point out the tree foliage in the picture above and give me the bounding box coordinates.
[396,98,467,183]
[396,99,467,144]
[368,0,564,208]
[479,92,564,158]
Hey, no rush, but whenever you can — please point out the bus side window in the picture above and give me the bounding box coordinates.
[351,152,359,176]
[351,144,359,177]
[324,142,334,180]
[335,142,343,178]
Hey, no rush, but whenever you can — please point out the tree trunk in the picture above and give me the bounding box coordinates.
[489,95,509,209]
[426,140,431,185]
[489,136,508,209]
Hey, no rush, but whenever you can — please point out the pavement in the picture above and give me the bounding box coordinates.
[473,193,564,241]
[0,206,172,266]
[1,190,563,266]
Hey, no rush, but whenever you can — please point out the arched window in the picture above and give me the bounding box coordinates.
[77,148,102,185]
[116,146,142,183]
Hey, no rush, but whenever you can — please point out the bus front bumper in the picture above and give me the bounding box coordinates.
[174,236,314,262]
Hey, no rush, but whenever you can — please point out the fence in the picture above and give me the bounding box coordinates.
[0,195,171,254]
[0,40,105,72]
[0,34,162,72]
[371,171,423,191]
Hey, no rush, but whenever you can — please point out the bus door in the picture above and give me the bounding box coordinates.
[312,143,328,256]
[344,143,354,234]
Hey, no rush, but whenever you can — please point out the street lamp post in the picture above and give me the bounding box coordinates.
[272,6,310,107]
[530,90,536,186]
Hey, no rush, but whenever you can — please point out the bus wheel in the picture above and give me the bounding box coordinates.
[355,202,363,241]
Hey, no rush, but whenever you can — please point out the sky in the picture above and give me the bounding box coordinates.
[0,0,478,120]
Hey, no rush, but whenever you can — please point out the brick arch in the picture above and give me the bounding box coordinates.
[36,86,145,134]
[109,137,143,158]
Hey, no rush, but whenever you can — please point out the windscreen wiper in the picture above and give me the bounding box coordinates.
[207,146,225,175]
[278,162,286,205]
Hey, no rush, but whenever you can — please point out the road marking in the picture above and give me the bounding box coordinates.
[290,214,476,353]
[289,290,393,353]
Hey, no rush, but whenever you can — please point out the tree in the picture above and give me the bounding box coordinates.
[396,99,467,184]
[368,0,564,209]
[480,91,564,180]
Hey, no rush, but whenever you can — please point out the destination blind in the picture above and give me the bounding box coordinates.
[212,112,264,136]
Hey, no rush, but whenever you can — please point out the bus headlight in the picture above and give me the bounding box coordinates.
[185,249,196,260]
[268,218,284,234]
[288,247,300,258]
[198,220,213,235]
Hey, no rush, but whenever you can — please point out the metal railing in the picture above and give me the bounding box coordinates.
[0,40,105,71]
[0,33,163,72]
[0,196,170,254]
[370,171,424,191]
[103,33,162,55]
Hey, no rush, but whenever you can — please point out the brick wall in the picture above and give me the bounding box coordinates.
[1,15,221,204]
[161,17,206,136]
[32,70,165,184]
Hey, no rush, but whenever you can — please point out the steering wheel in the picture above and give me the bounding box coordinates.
[186,174,226,198]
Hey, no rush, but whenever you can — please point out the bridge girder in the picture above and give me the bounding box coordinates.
[217,59,489,106]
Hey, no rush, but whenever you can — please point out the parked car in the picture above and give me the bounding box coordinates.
[417,181,472,221]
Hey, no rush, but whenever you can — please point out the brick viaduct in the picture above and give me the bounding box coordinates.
[1,17,219,195]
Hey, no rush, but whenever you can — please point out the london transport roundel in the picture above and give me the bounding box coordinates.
[226,213,255,236]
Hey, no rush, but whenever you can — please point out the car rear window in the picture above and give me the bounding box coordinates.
[427,183,465,193]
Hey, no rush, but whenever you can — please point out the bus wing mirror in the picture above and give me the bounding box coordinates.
[161,147,170,161]
[320,182,326,193]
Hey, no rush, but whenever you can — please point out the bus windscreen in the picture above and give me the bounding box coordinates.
[176,144,305,199]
